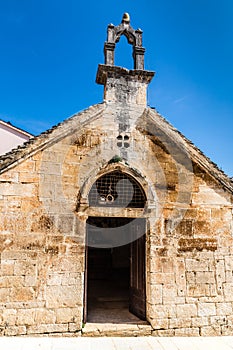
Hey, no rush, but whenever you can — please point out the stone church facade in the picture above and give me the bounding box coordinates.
[0,14,233,336]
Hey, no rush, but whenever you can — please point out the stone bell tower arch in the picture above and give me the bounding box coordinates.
[104,13,145,70]
[96,13,154,106]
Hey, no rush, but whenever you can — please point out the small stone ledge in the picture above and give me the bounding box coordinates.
[96,64,154,85]
[81,323,152,337]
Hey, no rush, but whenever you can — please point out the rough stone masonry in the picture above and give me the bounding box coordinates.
[0,14,233,336]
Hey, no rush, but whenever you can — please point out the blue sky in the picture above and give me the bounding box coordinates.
[0,1,232,176]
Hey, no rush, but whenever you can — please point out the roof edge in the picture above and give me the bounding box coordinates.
[147,107,233,195]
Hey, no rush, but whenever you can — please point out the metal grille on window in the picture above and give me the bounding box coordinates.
[88,171,146,208]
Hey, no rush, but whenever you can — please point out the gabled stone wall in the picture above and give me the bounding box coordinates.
[0,104,233,336]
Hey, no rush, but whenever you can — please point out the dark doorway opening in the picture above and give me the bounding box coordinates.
[87,244,130,322]
[84,217,146,324]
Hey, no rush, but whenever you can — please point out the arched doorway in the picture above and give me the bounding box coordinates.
[83,170,147,323]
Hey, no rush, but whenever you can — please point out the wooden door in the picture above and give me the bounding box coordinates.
[129,219,146,320]
[83,245,88,323]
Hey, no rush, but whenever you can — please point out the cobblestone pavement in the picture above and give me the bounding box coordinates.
[0,337,233,350]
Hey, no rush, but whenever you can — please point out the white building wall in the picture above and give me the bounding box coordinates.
[0,123,32,155]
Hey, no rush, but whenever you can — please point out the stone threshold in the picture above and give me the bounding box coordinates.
[81,322,153,337]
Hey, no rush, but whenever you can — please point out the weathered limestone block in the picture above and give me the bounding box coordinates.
[149,257,162,272]
[161,257,174,273]
[208,283,219,298]
[13,260,37,276]
[24,274,38,287]
[176,304,197,318]
[197,303,216,317]
[186,272,196,284]
[68,322,82,333]
[48,255,83,278]
[195,271,215,284]
[27,323,68,335]
[174,327,200,336]
[225,256,233,270]
[186,258,209,271]
[222,324,233,336]
[10,287,35,302]
[200,325,221,336]
[187,284,209,297]
[225,271,233,283]
[192,185,231,205]
[0,288,11,303]
[150,317,168,330]
[210,315,228,326]
[5,276,24,288]
[45,285,82,308]
[4,301,45,310]
[169,317,192,329]
[47,273,62,286]
[148,285,162,304]
[223,283,233,301]
[56,307,81,326]
[150,272,175,285]
[57,215,75,234]
[193,220,211,236]
[34,308,56,324]
[191,316,209,327]
[175,220,193,237]
[40,162,61,175]
[162,284,178,304]
[0,183,36,197]
[153,329,175,336]
[2,309,17,326]
[14,233,46,250]
[148,304,176,319]
[4,325,27,336]
[179,238,217,252]
[16,309,35,326]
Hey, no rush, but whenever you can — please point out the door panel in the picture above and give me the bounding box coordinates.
[129,219,146,320]
[83,245,88,323]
